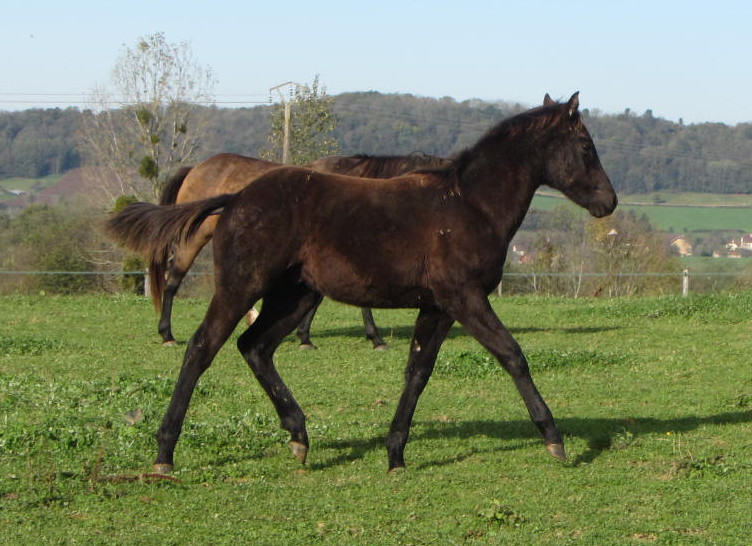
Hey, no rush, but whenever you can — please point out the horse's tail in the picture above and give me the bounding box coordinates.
[159,166,193,205]
[104,194,234,310]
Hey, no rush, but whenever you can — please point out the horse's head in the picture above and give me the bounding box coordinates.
[542,93,617,218]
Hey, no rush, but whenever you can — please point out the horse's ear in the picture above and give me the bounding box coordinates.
[543,93,555,106]
[567,92,580,117]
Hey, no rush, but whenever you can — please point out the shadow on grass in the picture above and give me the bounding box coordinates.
[301,323,621,344]
[308,410,752,470]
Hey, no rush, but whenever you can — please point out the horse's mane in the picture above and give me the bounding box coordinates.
[450,101,575,178]
[351,153,449,178]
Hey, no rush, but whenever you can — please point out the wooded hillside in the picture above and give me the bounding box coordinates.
[1,91,751,194]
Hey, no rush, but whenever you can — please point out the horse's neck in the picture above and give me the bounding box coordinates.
[459,137,543,240]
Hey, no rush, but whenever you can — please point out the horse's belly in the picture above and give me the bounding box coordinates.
[300,252,432,309]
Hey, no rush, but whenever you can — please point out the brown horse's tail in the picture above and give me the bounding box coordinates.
[104,194,234,310]
[159,166,193,205]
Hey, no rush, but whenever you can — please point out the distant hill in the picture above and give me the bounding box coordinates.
[1,92,751,195]
[0,168,119,214]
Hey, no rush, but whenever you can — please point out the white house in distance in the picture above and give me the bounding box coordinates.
[726,234,752,257]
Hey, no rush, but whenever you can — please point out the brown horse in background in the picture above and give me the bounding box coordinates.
[106,93,617,473]
[155,153,450,347]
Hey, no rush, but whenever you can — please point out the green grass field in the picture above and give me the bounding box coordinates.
[1,294,751,544]
[533,192,752,232]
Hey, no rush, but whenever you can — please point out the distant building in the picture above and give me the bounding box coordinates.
[509,244,529,264]
[726,233,752,258]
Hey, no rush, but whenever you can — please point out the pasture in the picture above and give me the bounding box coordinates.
[532,192,752,232]
[0,174,63,203]
[1,294,750,544]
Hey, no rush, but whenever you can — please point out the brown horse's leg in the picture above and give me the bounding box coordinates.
[158,222,214,346]
[238,279,324,464]
[361,307,388,349]
[446,292,565,461]
[296,304,388,350]
[158,268,186,346]
[295,299,321,349]
[154,293,253,473]
[386,307,454,471]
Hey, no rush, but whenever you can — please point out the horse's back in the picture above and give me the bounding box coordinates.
[217,166,484,308]
[176,153,281,204]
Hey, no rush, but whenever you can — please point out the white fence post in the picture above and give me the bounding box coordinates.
[144,269,151,299]
[682,269,689,297]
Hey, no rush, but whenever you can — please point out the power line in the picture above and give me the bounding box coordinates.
[0,92,272,106]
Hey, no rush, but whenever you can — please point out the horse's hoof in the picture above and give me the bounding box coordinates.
[299,343,317,350]
[289,441,308,464]
[546,443,567,461]
[153,463,174,475]
[388,465,406,474]
[373,343,389,351]
[162,340,177,347]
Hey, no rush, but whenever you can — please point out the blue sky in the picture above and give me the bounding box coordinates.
[2,0,750,124]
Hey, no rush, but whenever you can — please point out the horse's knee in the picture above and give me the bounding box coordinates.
[499,347,530,378]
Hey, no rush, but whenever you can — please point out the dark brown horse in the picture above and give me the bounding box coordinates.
[155,152,450,347]
[106,93,617,473]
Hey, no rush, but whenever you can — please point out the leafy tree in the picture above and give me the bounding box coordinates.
[1,205,98,294]
[507,206,678,297]
[585,210,677,296]
[79,32,215,202]
[0,109,81,178]
[261,76,339,165]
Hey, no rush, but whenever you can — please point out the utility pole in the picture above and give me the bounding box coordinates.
[269,81,301,164]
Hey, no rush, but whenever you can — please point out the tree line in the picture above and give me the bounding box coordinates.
[2,92,751,195]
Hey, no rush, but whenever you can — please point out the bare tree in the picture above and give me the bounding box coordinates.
[79,32,215,203]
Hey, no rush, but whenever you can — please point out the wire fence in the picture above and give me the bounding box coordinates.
[1,269,751,298]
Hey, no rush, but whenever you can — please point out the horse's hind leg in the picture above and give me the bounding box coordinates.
[386,307,454,471]
[157,264,187,346]
[446,291,565,461]
[238,277,323,464]
[295,304,387,350]
[361,307,388,349]
[158,223,214,346]
[295,299,321,349]
[154,291,253,472]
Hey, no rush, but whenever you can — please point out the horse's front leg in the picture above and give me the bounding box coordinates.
[361,308,388,349]
[154,297,247,473]
[386,307,454,471]
[446,292,565,461]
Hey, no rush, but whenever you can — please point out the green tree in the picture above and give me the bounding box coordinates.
[2,205,98,294]
[586,210,677,296]
[262,76,339,165]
